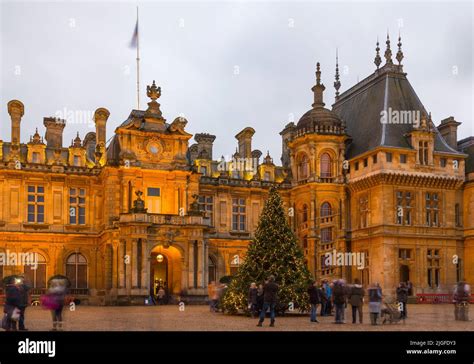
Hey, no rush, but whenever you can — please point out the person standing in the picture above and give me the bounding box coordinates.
[368,283,383,325]
[333,280,346,324]
[325,281,333,316]
[348,279,364,324]
[248,282,258,318]
[307,280,321,323]
[17,276,31,331]
[396,282,409,319]
[257,275,279,327]
[256,283,264,316]
[42,275,70,331]
[319,281,328,317]
[208,281,218,312]
[453,280,471,321]
[3,277,21,331]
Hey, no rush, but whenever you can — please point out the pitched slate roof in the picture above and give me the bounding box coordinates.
[332,64,462,159]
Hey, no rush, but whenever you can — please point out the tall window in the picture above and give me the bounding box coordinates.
[208,255,217,283]
[302,204,308,223]
[455,203,461,227]
[320,202,332,222]
[320,153,332,178]
[146,187,161,213]
[232,198,246,231]
[27,185,45,223]
[73,155,81,167]
[298,154,309,180]
[419,141,429,165]
[359,194,369,228]
[198,195,214,223]
[425,192,439,227]
[66,253,88,289]
[427,249,440,288]
[69,188,86,225]
[321,227,332,243]
[396,191,413,225]
[24,253,46,289]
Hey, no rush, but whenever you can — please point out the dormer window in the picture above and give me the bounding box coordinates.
[73,155,81,167]
[320,153,332,177]
[32,152,40,164]
[419,141,429,165]
[297,154,309,180]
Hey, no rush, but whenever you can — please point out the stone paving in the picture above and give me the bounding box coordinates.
[6,304,473,331]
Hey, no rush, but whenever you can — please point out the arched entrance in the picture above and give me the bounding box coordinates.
[399,264,410,283]
[149,245,182,297]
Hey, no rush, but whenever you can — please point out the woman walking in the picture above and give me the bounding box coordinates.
[41,275,70,331]
[368,283,383,325]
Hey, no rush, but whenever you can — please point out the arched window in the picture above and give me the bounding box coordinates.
[24,252,46,289]
[321,202,332,218]
[320,153,332,178]
[66,253,88,289]
[208,255,217,283]
[302,204,308,222]
[298,154,309,180]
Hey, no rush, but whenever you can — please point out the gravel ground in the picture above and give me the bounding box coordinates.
[6,304,473,331]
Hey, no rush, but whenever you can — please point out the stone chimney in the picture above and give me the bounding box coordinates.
[43,117,66,148]
[194,133,216,160]
[94,108,110,166]
[438,116,461,150]
[235,127,255,159]
[280,122,295,169]
[7,100,24,144]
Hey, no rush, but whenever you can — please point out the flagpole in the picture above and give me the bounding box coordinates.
[136,6,140,110]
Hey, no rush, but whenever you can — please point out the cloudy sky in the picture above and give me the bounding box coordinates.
[1,0,473,163]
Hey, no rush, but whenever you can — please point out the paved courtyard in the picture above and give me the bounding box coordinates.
[7,304,473,331]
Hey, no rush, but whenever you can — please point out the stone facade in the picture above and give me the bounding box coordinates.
[0,38,473,304]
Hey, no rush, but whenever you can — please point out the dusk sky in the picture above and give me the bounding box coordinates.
[1,0,473,163]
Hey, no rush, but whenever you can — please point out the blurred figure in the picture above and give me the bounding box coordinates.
[248,282,258,318]
[157,286,166,305]
[453,280,471,321]
[333,279,346,324]
[17,276,31,331]
[325,280,333,316]
[208,281,218,312]
[2,276,21,331]
[257,275,278,327]
[348,278,364,324]
[407,281,413,296]
[319,281,328,317]
[368,282,383,325]
[307,280,321,323]
[256,283,264,316]
[396,282,409,319]
[41,275,70,331]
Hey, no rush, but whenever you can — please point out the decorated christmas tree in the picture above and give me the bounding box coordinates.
[222,186,312,314]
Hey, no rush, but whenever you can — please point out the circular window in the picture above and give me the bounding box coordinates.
[156,254,164,263]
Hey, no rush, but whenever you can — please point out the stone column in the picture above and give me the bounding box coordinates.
[197,240,203,288]
[132,239,138,289]
[203,240,209,288]
[141,239,148,294]
[118,239,125,289]
[112,244,118,289]
[125,239,132,291]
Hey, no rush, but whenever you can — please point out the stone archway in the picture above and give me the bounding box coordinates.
[149,245,182,296]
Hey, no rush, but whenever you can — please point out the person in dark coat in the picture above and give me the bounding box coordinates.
[319,281,328,316]
[332,279,347,324]
[248,282,258,318]
[453,280,471,321]
[396,282,409,319]
[256,283,264,315]
[3,277,21,331]
[257,275,279,327]
[348,279,364,324]
[368,283,383,325]
[17,276,31,331]
[307,280,321,323]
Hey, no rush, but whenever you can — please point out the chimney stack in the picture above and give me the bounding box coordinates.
[94,108,110,165]
[7,100,24,144]
[194,133,216,160]
[44,117,66,148]
[438,116,461,150]
[235,127,255,159]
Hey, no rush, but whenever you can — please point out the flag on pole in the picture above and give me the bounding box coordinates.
[129,18,138,49]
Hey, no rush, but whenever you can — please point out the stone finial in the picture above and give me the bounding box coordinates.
[334,49,341,100]
[374,38,382,69]
[396,32,404,66]
[384,32,393,64]
[311,62,326,108]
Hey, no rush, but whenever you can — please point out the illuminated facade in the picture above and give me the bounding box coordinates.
[0,39,473,304]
